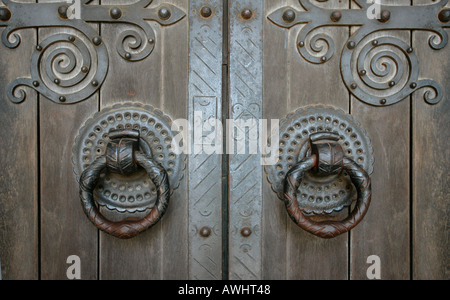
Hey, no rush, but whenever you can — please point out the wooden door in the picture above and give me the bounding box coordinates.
[0,0,448,280]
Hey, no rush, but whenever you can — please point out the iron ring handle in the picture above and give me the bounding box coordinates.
[283,154,372,239]
[79,151,170,239]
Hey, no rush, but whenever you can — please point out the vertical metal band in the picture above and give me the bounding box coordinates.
[188,0,223,280]
[228,0,263,280]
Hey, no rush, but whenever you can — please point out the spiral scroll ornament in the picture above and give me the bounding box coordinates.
[268,0,450,106]
[0,0,186,104]
[7,33,108,104]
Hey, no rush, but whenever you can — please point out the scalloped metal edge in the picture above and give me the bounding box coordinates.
[264,104,374,211]
[72,102,187,202]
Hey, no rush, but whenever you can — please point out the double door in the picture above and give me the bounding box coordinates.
[0,0,448,280]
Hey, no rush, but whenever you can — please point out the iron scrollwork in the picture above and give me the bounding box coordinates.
[268,0,450,106]
[0,0,186,104]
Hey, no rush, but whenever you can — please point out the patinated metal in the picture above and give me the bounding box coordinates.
[229,0,263,280]
[80,150,170,239]
[188,0,223,280]
[284,155,372,239]
[0,0,185,104]
[268,0,450,106]
[265,105,374,216]
[73,103,185,215]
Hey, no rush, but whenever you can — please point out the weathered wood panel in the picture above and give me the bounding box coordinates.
[350,0,411,280]
[263,0,350,280]
[39,0,100,280]
[412,0,450,280]
[0,0,38,279]
[99,0,189,280]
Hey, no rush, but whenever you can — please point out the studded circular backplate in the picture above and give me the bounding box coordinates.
[265,105,374,215]
[73,103,186,214]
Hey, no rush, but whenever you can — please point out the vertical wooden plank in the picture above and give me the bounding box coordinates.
[39,0,100,279]
[99,0,162,280]
[286,0,350,280]
[412,0,450,280]
[262,0,288,280]
[99,0,189,280]
[0,0,38,279]
[161,0,189,280]
[350,0,411,280]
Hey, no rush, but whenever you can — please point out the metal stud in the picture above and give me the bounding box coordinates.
[200,227,211,238]
[379,10,391,23]
[91,80,99,87]
[241,8,253,20]
[241,227,252,238]
[410,82,417,89]
[32,81,40,87]
[380,99,387,105]
[298,41,305,48]
[125,52,132,60]
[110,8,122,20]
[59,96,66,102]
[438,9,450,23]
[347,41,356,49]
[57,5,68,19]
[282,9,296,23]
[200,6,212,19]
[68,35,75,42]
[330,11,342,22]
[0,8,11,22]
[92,36,102,46]
[158,8,171,20]
[350,83,357,89]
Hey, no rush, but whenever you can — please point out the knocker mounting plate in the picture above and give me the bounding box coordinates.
[73,103,185,214]
[265,105,374,215]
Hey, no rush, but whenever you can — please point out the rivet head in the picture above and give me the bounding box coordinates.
[200,227,211,238]
[438,9,450,23]
[0,8,12,21]
[350,83,357,89]
[241,9,253,20]
[380,99,387,105]
[330,11,342,22]
[406,47,413,53]
[91,80,99,87]
[92,36,102,46]
[125,52,132,60]
[241,227,252,238]
[158,8,171,20]
[359,69,367,76]
[347,41,356,49]
[379,10,391,23]
[372,40,379,46]
[32,81,40,87]
[36,45,43,51]
[59,96,66,103]
[68,35,75,42]
[200,6,212,18]
[110,8,122,20]
[389,81,396,87]
[298,41,305,48]
[81,66,89,73]
[321,56,327,62]
[148,38,154,44]
[410,82,417,89]
[282,9,296,23]
[57,5,68,19]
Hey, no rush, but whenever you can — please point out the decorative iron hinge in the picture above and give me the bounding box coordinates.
[0,0,185,104]
[268,0,450,106]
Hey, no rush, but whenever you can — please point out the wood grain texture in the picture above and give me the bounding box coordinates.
[350,0,411,281]
[263,0,350,280]
[412,0,450,280]
[99,0,188,280]
[0,1,38,278]
[38,0,100,279]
